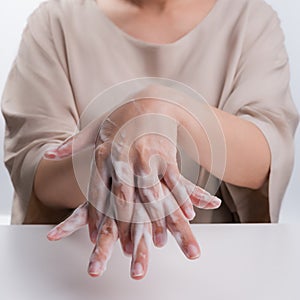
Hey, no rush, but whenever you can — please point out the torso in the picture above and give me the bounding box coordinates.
[10,0,280,223]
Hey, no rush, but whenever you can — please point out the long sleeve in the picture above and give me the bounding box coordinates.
[219,1,299,222]
[1,2,79,223]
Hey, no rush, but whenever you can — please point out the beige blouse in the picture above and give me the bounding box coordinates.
[1,0,299,224]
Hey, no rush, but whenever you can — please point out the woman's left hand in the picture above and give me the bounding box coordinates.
[46,96,221,279]
[47,179,206,280]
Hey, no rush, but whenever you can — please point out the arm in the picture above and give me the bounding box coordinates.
[34,118,107,210]
[34,157,85,209]
[177,104,271,190]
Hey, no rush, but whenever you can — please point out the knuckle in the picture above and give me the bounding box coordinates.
[99,118,116,142]
[141,187,159,202]
[120,185,134,202]
[153,222,165,235]
[137,251,147,259]
[134,138,150,159]
[165,166,180,186]
[95,143,109,160]
[112,161,134,186]
[167,210,186,228]
[93,247,109,262]
[99,219,118,238]
[100,224,114,237]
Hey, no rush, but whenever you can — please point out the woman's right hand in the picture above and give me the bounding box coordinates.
[45,97,222,279]
[47,179,210,280]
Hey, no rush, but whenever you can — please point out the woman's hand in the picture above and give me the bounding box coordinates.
[47,202,120,278]
[45,97,222,279]
[47,180,206,280]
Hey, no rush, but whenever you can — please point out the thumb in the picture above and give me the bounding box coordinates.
[44,119,103,160]
[44,135,75,160]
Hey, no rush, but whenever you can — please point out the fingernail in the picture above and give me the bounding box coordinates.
[132,262,144,277]
[88,261,103,277]
[212,197,222,207]
[47,228,58,240]
[44,151,58,159]
[187,244,200,259]
[186,206,196,220]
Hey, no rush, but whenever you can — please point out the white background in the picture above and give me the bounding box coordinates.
[0,0,299,224]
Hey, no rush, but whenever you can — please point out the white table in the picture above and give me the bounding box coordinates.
[0,224,299,300]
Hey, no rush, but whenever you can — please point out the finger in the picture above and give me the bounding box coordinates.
[44,118,104,160]
[151,217,168,248]
[111,179,134,256]
[134,149,165,218]
[166,210,200,260]
[166,210,201,260]
[88,217,119,277]
[47,202,88,241]
[164,164,221,211]
[138,184,165,220]
[44,135,74,160]
[137,178,168,247]
[161,184,201,260]
[142,183,168,248]
[130,133,172,241]
[135,181,167,248]
[181,177,222,209]
[130,222,152,280]
[88,144,111,243]
[88,203,105,245]
[118,221,133,256]
[163,164,196,220]
[109,144,135,255]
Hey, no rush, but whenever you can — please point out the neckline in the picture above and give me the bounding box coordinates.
[91,0,221,48]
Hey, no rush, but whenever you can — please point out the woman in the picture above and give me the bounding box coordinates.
[1,0,299,279]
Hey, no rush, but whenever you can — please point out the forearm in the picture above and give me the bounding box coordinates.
[177,106,271,189]
[33,157,86,209]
